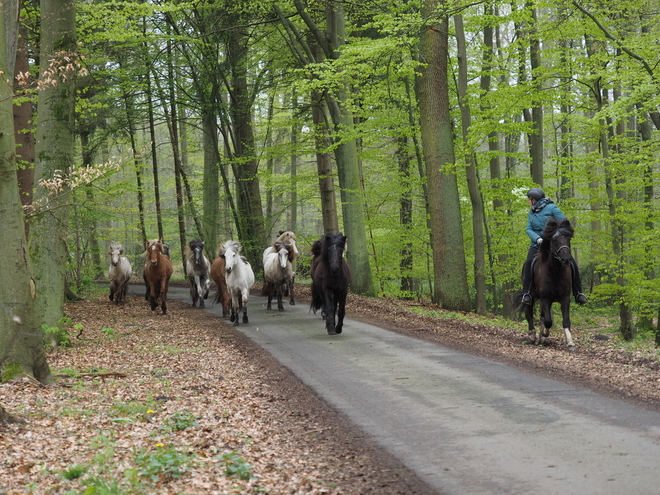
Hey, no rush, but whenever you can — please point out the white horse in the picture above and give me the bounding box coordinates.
[222,240,255,326]
[184,239,211,308]
[263,231,298,306]
[262,240,295,311]
[108,242,132,305]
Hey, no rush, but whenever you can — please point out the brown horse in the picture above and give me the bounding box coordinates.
[210,244,231,318]
[143,239,173,314]
[516,219,576,352]
[310,233,351,335]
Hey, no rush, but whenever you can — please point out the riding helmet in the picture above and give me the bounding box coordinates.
[527,187,545,200]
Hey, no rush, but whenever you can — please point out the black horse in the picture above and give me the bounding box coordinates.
[310,232,351,335]
[516,218,577,352]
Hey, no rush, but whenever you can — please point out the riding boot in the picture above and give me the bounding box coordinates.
[521,260,533,305]
[570,259,588,305]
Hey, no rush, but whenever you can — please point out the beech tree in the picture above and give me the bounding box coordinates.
[0,2,53,384]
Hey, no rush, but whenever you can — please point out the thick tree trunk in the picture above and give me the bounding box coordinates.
[416,0,471,311]
[228,27,267,265]
[0,7,53,384]
[29,0,76,332]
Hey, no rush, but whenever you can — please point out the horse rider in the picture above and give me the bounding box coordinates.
[521,187,588,306]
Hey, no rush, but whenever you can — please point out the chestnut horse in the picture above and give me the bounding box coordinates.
[210,244,231,318]
[143,239,173,314]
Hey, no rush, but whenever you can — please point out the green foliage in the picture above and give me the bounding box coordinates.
[61,464,87,480]
[163,410,199,432]
[133,445,194,481]
[42,323,72,348]
[1,362,23,382]
[219,451,254,480]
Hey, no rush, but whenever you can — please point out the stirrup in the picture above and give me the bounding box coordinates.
[521,292,533,305]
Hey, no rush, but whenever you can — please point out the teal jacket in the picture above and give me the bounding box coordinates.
[526,198,566,246]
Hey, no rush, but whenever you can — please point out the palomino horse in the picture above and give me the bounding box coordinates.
[263,231,298,305]
[310,232,351,335]
[517,218,577,352]
[184,239,211,308]
[221,240,255,326]
[108,242,132,305]
[143,239,173,314]
[262,240,295,311]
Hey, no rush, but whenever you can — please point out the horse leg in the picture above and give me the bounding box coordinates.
[277,283,284,312]
[288,276,295,306]
[539,300,553,345]
[560,300,576,352]
[195,274,205,308]
[160,281,168,315]
[524,301,536,344]
[324,290,336,335]
[335,294,346,334]
[189,277,197,307]
[109,280,117,303]
[242,289,249,324]
[149,284,159,312]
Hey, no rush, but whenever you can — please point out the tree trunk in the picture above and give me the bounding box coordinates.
[0,6,53,384]
[14,18,35,239]
[416,0,471,311]
[455,14,486,314]
[29,0,76,331]
[228,26,267,265]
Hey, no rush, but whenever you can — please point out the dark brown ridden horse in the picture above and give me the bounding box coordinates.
[210,244,231,319]
[143,239,173,314]
[310,232,351,335]
[516,218,576,352]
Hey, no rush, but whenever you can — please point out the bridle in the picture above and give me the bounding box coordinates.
[551,230,572,264]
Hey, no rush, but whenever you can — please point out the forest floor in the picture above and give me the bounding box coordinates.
[2,284,660,494]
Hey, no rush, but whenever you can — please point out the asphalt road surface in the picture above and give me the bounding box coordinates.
[163,286,660,495]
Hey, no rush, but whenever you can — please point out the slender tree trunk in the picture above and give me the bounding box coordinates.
[29,0,76,331]
[202,107,220,254]
[79,131,103,279]
[397,137,414,297]
[14,18,34,239]
[455,14,486,314]
[416,0,470,311]
[0,5,53,384]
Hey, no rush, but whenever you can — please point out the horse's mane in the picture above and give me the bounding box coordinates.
[274,240,295,263]
[143,239,166,259]
[223,240,241,254]
[274,231,298,258]
[321,232,347,256]
[108,242,122,254]
[541,218,574,242]
[311,239,322,258]
[184,239,204,260]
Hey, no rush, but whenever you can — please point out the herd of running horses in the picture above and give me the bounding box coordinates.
[107,231,351,336]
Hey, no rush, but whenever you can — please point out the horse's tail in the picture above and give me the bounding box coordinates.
[512,291,525,315]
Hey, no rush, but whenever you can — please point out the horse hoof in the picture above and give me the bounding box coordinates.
[327,329,336,336]
[243,316,249,324]
[230,314,236,322]
[290,301,295,306]
[279,307,285,312]
[233,321,239,326]
[335,327,342,334]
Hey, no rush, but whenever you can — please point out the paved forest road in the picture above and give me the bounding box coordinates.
[162,286,660,495]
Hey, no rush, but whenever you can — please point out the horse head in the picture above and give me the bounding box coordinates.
[188,239,205,266]
[323,232,347,276]
[222,241,241,275]
[108,242,123,267]
[543,219,574,265]
[147,239,164,266]
[275,241,290,270]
